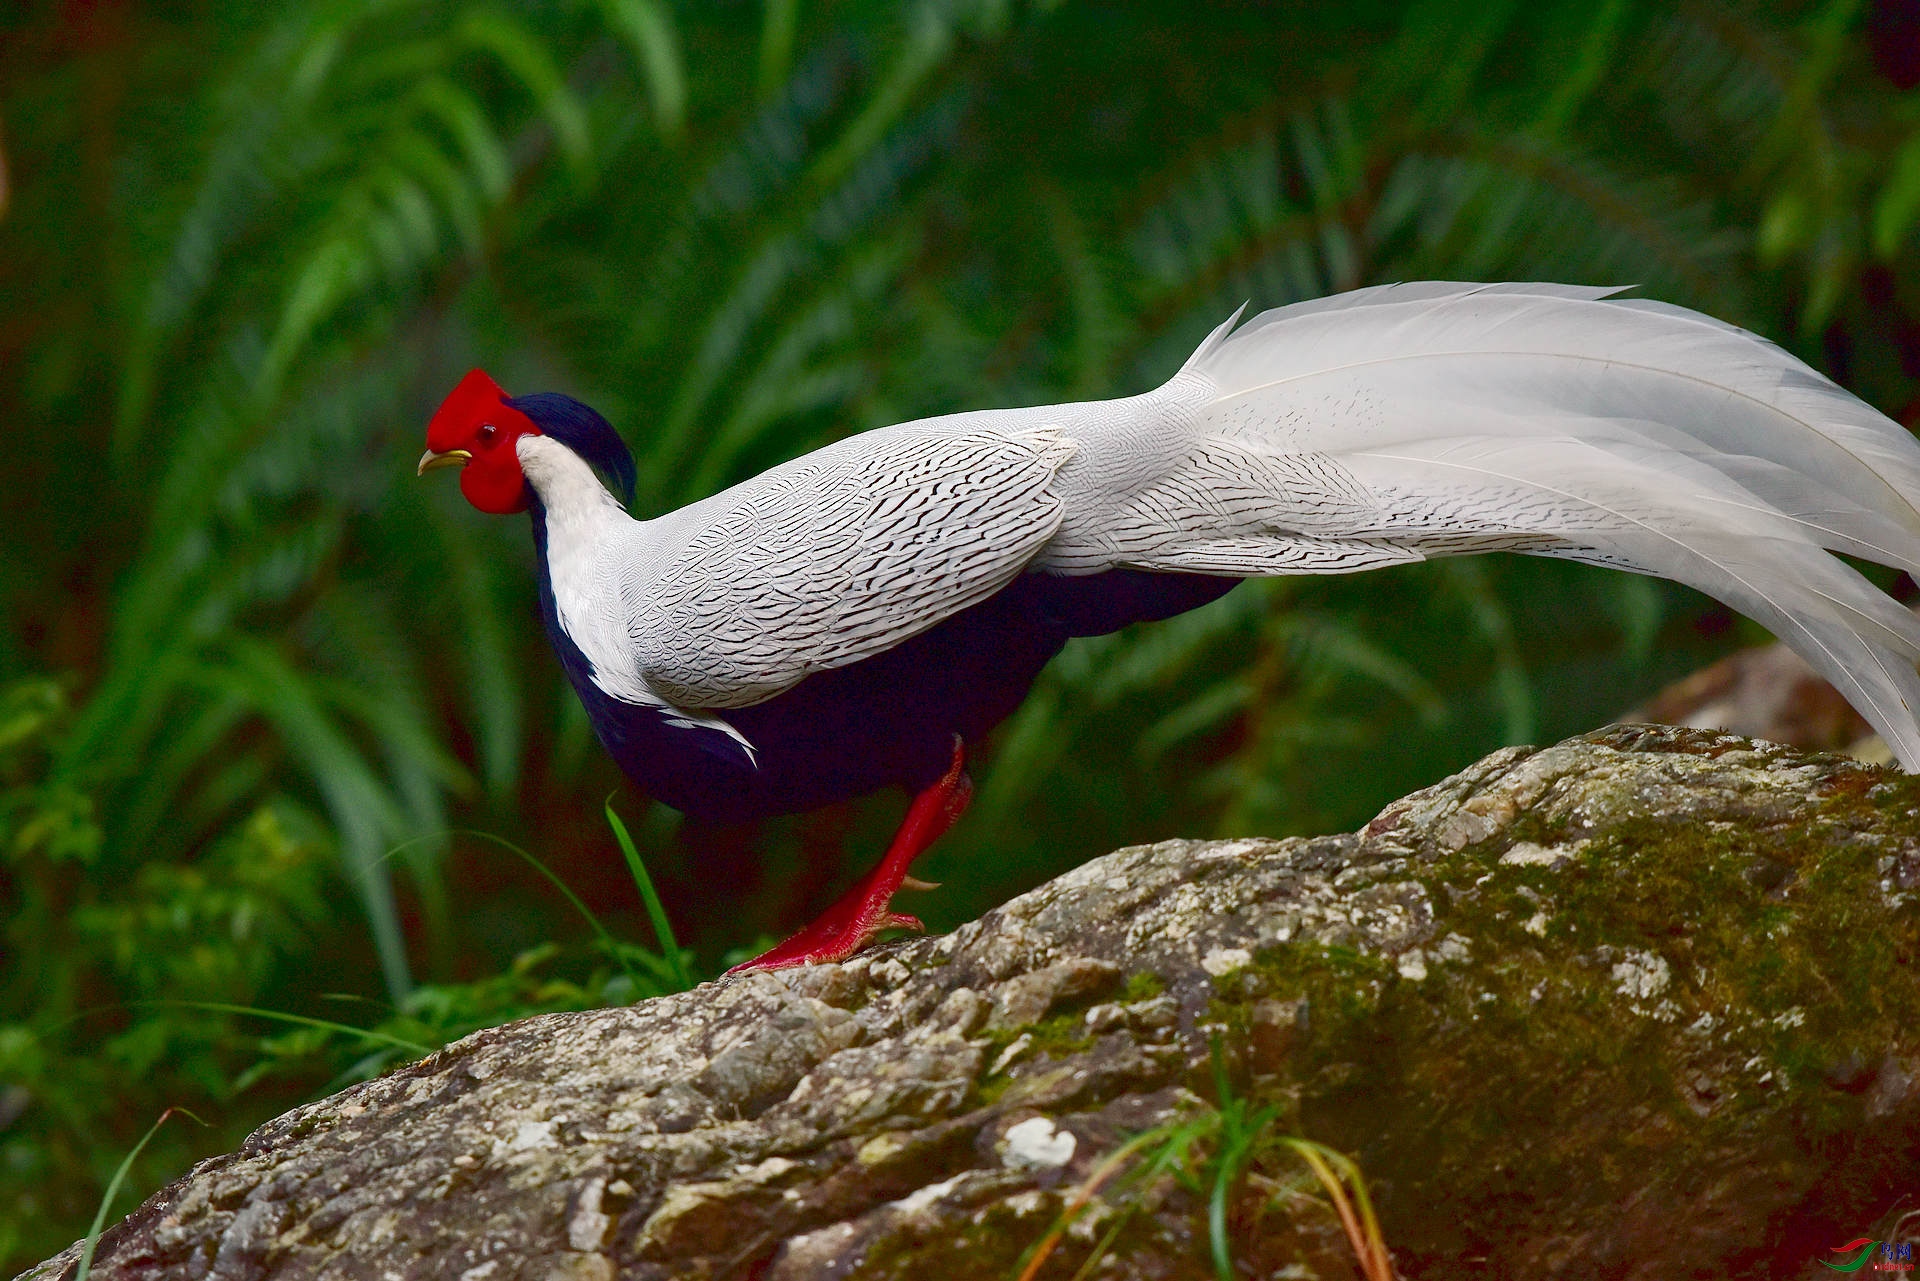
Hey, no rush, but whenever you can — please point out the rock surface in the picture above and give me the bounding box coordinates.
[21,725,1920,1280]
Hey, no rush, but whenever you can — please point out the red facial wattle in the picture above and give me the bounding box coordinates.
[421,368,541,515]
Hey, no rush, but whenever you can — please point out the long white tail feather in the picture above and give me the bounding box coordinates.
[1153,282,1920,768]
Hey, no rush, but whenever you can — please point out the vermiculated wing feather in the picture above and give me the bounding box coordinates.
[632,424,1075,709]
[1055,282,1920,767]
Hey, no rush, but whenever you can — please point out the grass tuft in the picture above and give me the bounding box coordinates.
[1013,1037,1395,1280]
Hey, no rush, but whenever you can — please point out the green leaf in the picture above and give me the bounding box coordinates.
[600,0,688,140]
[459,11,591,174]
[1874,129,1920,258]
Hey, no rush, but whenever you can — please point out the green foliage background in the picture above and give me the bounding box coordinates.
[5,0,1920,1266]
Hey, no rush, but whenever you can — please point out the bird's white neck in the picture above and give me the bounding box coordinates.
[517,435,660,706]
[519,433,628,535]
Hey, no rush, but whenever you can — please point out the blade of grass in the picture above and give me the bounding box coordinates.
[1205,1037,1278,1281]
[75,1106,205,1281]
[606,797,694,991]
[376,827,650,997]
[1208,1045,1235,1281]
[135,1001,437,1056]
[1282,1138,1394,1281]
[1208,1128,1245,1281]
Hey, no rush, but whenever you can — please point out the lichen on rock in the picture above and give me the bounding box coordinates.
[21,725,1920,1280]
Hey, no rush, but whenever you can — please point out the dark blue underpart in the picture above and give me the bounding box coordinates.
[528,501,1238,824]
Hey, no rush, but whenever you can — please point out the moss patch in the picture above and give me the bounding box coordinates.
[1203,757,1920,1274]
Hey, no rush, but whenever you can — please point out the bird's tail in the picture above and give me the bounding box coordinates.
[1156,282,1920,768]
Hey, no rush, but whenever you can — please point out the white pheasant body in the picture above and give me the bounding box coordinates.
[519,281,1920,773]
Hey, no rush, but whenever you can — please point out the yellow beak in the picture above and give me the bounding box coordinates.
[417,448,473,476]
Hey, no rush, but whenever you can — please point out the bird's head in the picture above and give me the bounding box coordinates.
[419,369,541,514]
[418,369,636,513]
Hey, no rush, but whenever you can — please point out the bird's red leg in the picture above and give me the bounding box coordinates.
[728,738,972,973]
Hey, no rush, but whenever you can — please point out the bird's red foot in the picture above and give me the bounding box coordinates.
[729,739,972,973]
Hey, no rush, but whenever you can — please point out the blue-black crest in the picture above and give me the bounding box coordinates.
[507,392,638,508]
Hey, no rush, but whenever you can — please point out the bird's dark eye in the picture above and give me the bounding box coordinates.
[478,423,497,442]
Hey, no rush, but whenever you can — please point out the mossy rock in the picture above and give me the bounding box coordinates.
[24,726,1920,1281]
